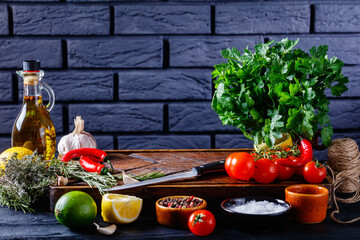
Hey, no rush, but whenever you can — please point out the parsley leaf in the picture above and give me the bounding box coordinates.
[212,38,348,147]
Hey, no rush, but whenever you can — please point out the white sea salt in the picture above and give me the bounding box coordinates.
[229,200,287,215]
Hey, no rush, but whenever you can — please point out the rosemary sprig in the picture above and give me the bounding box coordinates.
[113,171,165,181]
[65,161,118,194]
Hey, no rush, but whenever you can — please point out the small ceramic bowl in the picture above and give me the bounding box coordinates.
[285,184,329,224]
[155,196,207,229]
[221,197,291,227]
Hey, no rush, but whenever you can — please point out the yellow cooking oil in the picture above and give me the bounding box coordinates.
[12,96,56,160]
[12,60,56,160]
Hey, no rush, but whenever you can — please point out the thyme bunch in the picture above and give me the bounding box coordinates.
[0,153,58,213]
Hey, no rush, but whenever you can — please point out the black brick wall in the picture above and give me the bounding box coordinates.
[0,0,359,161]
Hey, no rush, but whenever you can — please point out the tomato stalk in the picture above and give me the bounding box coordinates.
[192,213,205,227]
[276,139,313,168]
[314,159,324,169]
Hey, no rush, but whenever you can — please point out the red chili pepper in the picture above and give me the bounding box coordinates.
[61,148,113,170]
[276,139,313,168]
[79,156,109,175]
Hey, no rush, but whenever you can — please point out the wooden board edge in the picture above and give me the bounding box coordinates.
[104,148,253,153]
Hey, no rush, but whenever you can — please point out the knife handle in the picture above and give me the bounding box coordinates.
[192,160,225,176]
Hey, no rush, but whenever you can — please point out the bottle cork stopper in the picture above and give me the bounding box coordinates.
[23,75,39,85]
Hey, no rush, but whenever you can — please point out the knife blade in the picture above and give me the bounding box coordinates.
[104,160,225,191]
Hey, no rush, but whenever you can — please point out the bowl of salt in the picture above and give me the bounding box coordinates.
[221,197,291,227]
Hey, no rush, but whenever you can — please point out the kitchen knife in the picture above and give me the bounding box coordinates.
[104,160,225,191]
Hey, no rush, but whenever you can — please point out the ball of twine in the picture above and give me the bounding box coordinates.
[328,138,360,195]
[327,138,360,224]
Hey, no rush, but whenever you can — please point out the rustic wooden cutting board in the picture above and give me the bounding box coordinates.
[49,149,333,212]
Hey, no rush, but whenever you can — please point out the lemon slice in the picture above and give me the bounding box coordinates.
[254,133,293,151]
[101,194,143,224]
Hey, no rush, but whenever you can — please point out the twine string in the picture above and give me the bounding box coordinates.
[327,138,360,224]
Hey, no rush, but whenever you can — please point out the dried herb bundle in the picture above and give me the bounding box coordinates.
[0,153,58,213]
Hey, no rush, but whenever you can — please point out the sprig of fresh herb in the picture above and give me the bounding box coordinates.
[64,161,118,195]
[212,38,348,147]
[113,171,165,181]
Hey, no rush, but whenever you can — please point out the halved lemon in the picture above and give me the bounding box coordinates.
[254,133,293,151]
[0,147,33,170]
[101,194,143,224]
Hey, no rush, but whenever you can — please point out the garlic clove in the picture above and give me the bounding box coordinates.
[57,175,68,186]
[123,171,140,185]
[94,222,117,235]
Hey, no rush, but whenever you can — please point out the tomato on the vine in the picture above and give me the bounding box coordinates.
[303,160,326,184]
[250,152,258,159]
[275,159,295,181]
[294,166,304,176]
[254,158,278,184]
[225,153,236,178]
[225,152,255,181]
[188,210,216,236]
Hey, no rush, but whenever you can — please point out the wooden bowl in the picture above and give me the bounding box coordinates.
[285,184,329,224]
[155,196,207,229]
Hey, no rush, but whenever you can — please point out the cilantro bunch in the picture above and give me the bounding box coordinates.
[212,38,348,147]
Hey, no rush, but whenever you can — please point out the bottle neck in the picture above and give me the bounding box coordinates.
[22,72,43,106]
[16,70,45,106]
[24,83,41,97]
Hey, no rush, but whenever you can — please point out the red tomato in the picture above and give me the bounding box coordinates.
[225,153,237,178]
[225,152,255,181]
[303,161,326,184]
[188,210,216,236]
[275,159,295,181]
[294,166,304,176]
[254,158,278,184]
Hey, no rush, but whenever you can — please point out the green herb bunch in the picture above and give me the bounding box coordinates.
[0,153,58,213]
[212,38,349,147]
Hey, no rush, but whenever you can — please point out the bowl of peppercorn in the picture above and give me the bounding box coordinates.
[156,195,207,229]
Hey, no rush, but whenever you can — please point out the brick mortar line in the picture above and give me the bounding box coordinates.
[0,97,357,106]
[52,130,360,135]
[2,33,360,39]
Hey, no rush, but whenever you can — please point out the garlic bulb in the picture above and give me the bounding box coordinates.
[57,116,97,156]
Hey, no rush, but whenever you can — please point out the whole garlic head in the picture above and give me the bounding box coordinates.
[57,116,97,156]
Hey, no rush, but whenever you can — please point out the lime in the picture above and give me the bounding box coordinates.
[55,191,97,229]
[0,147,33,170]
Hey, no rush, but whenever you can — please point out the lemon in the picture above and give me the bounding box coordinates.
[254,133,293,151]
[55,191,97,229]
[101,194,143,224]
[0,147,33,170]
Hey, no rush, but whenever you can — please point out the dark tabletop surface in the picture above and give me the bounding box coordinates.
[1,199,360,240]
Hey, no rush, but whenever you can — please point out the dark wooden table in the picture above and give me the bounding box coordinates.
[1,149,356,239]
[0,201,360,239]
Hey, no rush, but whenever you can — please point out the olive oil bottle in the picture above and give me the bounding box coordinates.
[12,60,56,160]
